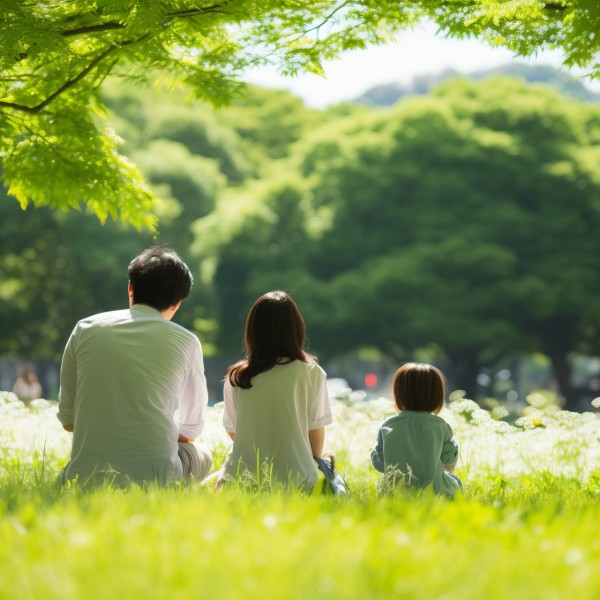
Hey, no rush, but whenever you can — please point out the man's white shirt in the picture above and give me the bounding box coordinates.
[58,304,208,485]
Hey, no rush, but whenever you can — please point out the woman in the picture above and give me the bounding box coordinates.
[220,291,332,489]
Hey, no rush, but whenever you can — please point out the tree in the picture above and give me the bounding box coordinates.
[432,1,600,75]
[0,81,239,361]
[217,86,322,161]
[207,178,318,354]
[0,0,418,227]
[1,1,599,226]
[130,140,225,247]
[100,79,254,183]
[199,77,600,406]
[0,180,214,361]
[307,78,600,405]
[0,192,152,359]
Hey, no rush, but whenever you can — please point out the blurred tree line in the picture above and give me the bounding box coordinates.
[2,73,600,409]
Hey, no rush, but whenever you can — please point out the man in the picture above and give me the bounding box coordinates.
[57,247,212,487]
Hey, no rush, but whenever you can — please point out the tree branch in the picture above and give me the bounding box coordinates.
[59,4,226,37]
[543,3,568,10]
[0,34,150,114]
[61,22,126,37]
[166,5,226,19]
[287,1,351,45]
[1,3,237,113]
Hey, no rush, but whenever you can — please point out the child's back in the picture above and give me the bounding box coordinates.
[371,362,462,497]
[371,410,460,496]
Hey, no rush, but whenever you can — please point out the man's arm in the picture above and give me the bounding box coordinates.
[222,379,237,441]
[57,328,77,432]
[175,337,208,441]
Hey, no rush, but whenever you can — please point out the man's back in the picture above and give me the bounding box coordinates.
[58,304,207,486]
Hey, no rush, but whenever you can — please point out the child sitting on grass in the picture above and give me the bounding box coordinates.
[371,362,462,496]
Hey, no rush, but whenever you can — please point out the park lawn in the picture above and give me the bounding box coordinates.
[1,391,600,599]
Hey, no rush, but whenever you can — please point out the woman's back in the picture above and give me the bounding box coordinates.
[222,360,331,488]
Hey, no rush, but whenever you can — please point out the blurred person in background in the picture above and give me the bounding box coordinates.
[12,365,42,405]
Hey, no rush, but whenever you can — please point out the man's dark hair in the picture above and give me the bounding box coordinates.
[128,247,193,311]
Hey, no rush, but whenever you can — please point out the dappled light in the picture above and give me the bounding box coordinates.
[2,389,600,597]
[2,3,600,596]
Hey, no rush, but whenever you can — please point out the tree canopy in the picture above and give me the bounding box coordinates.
[3,66,600,406]
[1,1,599,226]
[204,77,600,406]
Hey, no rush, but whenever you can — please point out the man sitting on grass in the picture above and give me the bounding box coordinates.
[57,247,212,487]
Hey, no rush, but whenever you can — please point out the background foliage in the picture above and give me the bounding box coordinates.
[2,65,600,408]
[1,1,600,225]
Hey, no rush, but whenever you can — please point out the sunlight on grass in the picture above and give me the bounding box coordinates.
[1,390,600,599]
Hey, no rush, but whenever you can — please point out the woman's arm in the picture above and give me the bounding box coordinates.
[309,427,325,458]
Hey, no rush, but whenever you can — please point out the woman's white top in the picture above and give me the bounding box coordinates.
[222,360,332,488]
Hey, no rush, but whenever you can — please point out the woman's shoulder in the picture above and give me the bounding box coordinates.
[300,359,327,380]
[280,359,326,385]
[284,358,324,372]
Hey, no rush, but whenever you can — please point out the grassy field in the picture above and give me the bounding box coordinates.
[1,390,600,599]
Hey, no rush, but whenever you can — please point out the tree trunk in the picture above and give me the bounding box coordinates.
[447,353,480,401]
[547,351,577,411]
[539,316,578,411]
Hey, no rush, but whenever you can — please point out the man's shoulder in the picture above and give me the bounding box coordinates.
[164,319,199,342]
[77,309,132,328]
[74,308,199,347]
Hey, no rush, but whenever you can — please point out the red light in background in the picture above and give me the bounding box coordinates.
[364,373,378,388]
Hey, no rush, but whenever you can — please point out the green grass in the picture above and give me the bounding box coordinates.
[1,391,600,599]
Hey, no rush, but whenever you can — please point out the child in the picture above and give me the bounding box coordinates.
[219,291,333,490]
[371,362,462,496]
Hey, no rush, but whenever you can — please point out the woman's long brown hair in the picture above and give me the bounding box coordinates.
[226,291,314,389]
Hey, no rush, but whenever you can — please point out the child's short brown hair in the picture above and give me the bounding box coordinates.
[392,362,446,415]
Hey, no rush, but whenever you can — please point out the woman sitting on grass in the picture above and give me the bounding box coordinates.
[371,362,462,496]
[219,291,333,490]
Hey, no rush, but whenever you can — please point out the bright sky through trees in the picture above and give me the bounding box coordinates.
[245,21,600,107]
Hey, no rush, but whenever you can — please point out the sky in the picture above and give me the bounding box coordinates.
[245,22,599,108]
